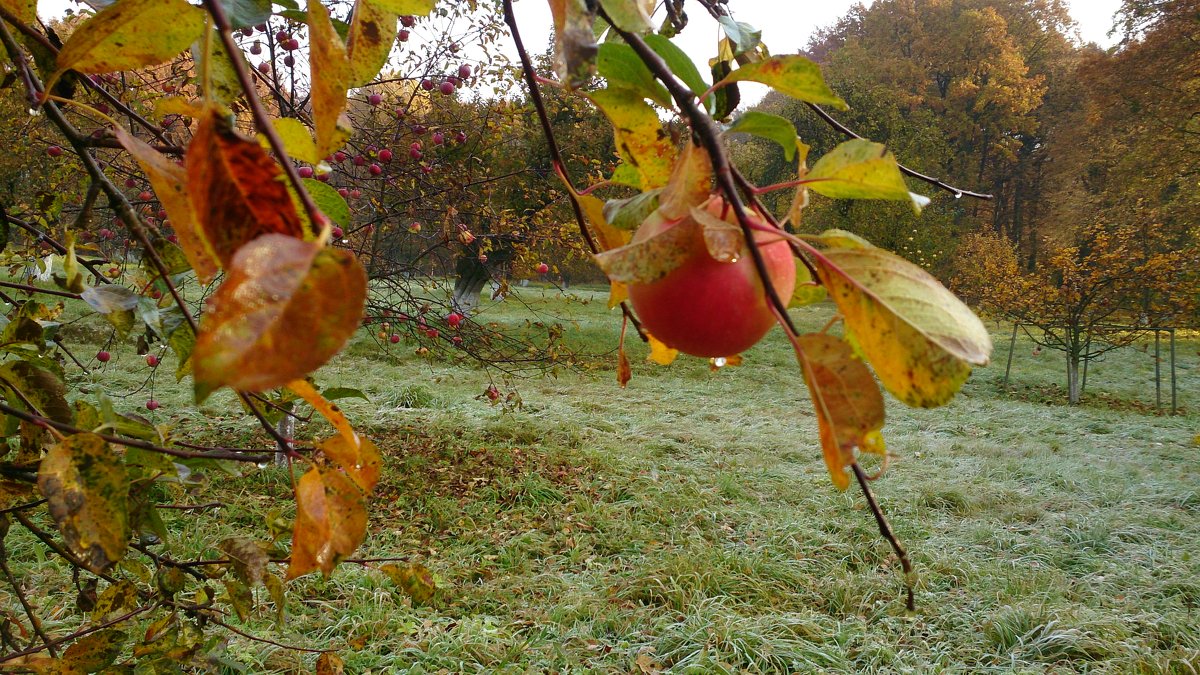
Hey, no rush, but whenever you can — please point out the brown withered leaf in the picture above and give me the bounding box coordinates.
[689,205,745,263]
[114,126,218,283]
[62,629,126,673]
[37,434,129,573]
[192,235,367,402]
[218,537,268,588]
[315,652,346,675]
[793,333,886,490]
[186,109,305,268]
[617,342,632,388]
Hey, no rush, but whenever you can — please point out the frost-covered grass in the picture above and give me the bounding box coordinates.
[5,284,1199,672]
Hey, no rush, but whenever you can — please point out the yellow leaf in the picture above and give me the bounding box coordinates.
[53,0,204,77]
[308,0,353,157]
[37,434,129,573]
[646,333,678,366]
[587,87,675,189]
[607,281,628,309]
[812,235,992,408]
[346,0,399,87]
[269,117,320,165]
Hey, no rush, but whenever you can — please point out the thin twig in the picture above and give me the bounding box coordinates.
[0,602,154,663]
[501,0,646,341]
[0,539,56,657]
[204,615,333,654]
[851,463,916,611]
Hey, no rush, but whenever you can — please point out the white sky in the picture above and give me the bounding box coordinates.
[38,0,1123,105]
[506,0,1121,103]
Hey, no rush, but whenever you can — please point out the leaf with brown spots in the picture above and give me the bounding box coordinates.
[346,0,398,87]
[810,234,992,408]
[52,0,204,78]
[315,652,346,675]
[192,235,367,401]
[186,108,305,268]
[115,126,218,283]
[587,87,675,189]
[62,630,126,673]
[593,214,696,285]
[37,434,129,573]
[793,333,886,490]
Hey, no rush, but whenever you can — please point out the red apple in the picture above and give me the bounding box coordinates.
[332,226,344,239]
[96,350,111,363]
[458,64,472,79]
[401,15,415,27]
[368,93,382,106]
[146,354,159,367]
[398,29,409,42]
[146,399,160,410]
[389,334,400,344]
[446,312,462,328]
[369,163,382,175]
[536,262,550,274]
[626,197,796,357]
[378,148,393,162]
[298,166,314,178]
[439,81,455,95]
[47,145,63,157]
[420,78,434,91]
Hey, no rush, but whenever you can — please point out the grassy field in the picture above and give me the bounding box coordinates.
[6,283,1200,673]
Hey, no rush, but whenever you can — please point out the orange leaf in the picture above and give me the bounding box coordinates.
[113,126,218,283]
[319,434,381,494]
[286,467,367,579]
[193,235,367,401]
[793,333,886,490]
[186,108,305,268]
[617,343,632,388]
[286,467,328,580]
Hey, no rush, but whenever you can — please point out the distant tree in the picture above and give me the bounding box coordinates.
[952,224,1197,404]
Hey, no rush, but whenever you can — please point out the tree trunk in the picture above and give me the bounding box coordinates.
[1066,352,1082,405]
[275,402,294,466]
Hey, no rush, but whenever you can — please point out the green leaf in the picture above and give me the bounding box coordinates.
[322,387,370,401]
[37,433,129,574]
[346,0,398,87]
[587,87,675,190]
[793,333,885,490]
[789,260,826,307]
[91,580,137,621]
[270,118,320,165]
[727,111,799,161]
[0,0,37,26]
[644,33,707,100]
[219,0,272,29]
[302,178,351,227]
[718,55,846,110]
[597,42,671,108]
[53,0,205,77]
[810,234,992,408]
[716,16,762,56]
[191,29,247,106]
[265,573,286,626]
[596,0,653,33]
[808,140,926,212]
[193,235,367,402]
[168,321,195,382]
[603,190,660,231]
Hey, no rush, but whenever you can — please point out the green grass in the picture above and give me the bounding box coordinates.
[3,284,1199,672]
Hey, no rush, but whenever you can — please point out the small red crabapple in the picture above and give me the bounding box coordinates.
[401,15,415,27]
[96,350,111,363]
[389,334,400,344]
[426,328,439,339]
[250,42,262,55]
[350,189,362,199]
[167,234,179,244]
[353,155,366,166]
[137,190,153,201]
[439,80,455,95]
[47,145,63,157]
[433,132,444,145]
[240,27,254,37]
[458,64,472,79]
[455,131,467,144]
[124,178,138,188]
[257,62,270,74]
[298,166,314,178]
[146,354,159,367]
[369,163,382,175]
[338,188,349,197]
[537,262,550,274]
[408,222,421,233]
[284,38,300,51]
[334,151,347,163]
[146,400,160,411]
[378,148,393,162]
[332,226,344,239]
[420,79,434,91]
[446,312,463,328]
[452,336,463,345]
[368,93,382,106]
[283,55,295,67]
[398,29,409,42]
